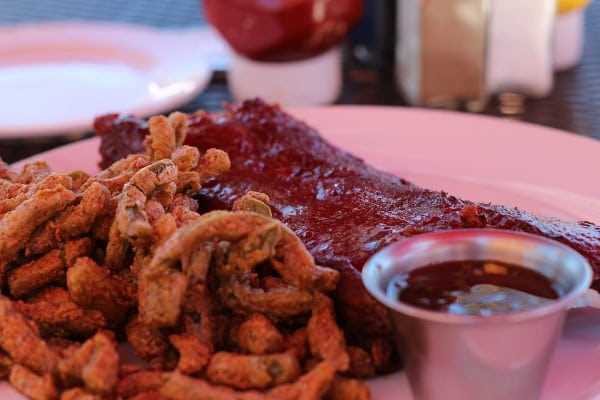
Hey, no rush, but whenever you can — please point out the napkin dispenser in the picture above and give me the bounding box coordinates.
[396,0,556,109]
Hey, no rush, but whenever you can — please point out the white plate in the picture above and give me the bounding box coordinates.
[0,22,227,138]
[8,107,600,399]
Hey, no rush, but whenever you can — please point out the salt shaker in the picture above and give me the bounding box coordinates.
[396,0,556,109]
[553,0,591,71]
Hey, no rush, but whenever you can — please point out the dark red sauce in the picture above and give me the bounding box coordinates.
[389,260,560,316]
[203,0,363,62]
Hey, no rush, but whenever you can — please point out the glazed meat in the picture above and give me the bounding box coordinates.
[97,99,600,340]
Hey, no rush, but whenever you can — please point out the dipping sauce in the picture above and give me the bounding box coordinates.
[388,260,560,316]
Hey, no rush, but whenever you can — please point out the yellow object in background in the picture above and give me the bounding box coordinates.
[558,0,590,14]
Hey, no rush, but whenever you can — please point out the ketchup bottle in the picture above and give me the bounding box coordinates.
[204,0,363,105]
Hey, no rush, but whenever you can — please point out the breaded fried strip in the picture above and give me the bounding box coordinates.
[232,192,272,217]
[126,315,169,363]
[160,372,265,400]
[60,387,102,400]
[106,160,178,269]
[268,361,336,400]
[15,288,106,338]
[197,148,231,182]
[206,352,301,390]
[0,186,76,263]
[140,211,280,326]
[63,238,94,267]
[271,225,339,292]
[328,377,371,400]
[169,334,211,375]
[8,249,65,298]
[58,331,119,394]
[221,222,281,277]
[307,294,349,372]
[148,116,177,161]
[117,370,166,399]
[17,161,51,184]
[9,364,57,400]
[61,182,110,236]
[172,146,199,172]
[67,257,133,323]
[168,112,188,147]
[0,174,73,216]
[237,314,284,355]
[27,183,109,255]
[219,280,313,319]
[0,296,57,374]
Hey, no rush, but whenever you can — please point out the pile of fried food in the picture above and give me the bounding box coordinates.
[0,112,373,400]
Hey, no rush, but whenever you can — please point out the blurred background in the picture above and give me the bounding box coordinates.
[1,0,599,161]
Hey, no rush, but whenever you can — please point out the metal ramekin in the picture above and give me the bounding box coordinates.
[362,229,592,400]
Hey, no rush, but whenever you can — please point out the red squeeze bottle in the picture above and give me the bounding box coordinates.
[204,0,363,62]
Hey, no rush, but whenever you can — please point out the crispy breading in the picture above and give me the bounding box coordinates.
[126,315,169,363]
[307,294,349,372]
[160,372,265,400]
[232,192,272,217]
[0,186,76,263]
[220,222,281,277]
[171,206,201,227]
[63,238,94,267]
[271,226,339,292]
[172,146,199,172]
[267,361,336,400]
[207,352,301,390]
[15,288,106,338]
[176,171,201,192]
[169,334,211,375]
[68,171,90,192]
[8,249,65,298]
[27,182,109,255]
[328,377,371,400]
[197,149,231,182]
[130,391,169,400]
[181,244,212,286]
[0,296,57,374]
[117,370,166,399]
[0,174,73,216]
[171,193,198,212]
[60,387,102,400]
[9,364,57,400]
[67,257,133,323]
[181,283,217,354]
[152,213,177,245]
[237,314,284,355]
[17,161,51,184]
[219,280,314,319]
[147,116,177,161]
[58,331,119,394]
[168,112,188,147]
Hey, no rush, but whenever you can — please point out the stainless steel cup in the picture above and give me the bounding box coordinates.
[362,229,592,400]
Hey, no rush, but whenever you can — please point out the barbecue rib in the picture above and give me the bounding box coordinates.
[97,99,600,341]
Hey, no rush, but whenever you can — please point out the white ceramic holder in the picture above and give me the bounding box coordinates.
[228,46,342,106]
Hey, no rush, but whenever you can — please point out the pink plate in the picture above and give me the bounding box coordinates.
[8,107,600,399]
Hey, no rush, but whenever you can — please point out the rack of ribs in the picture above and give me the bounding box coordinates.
[96,99,600,342]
